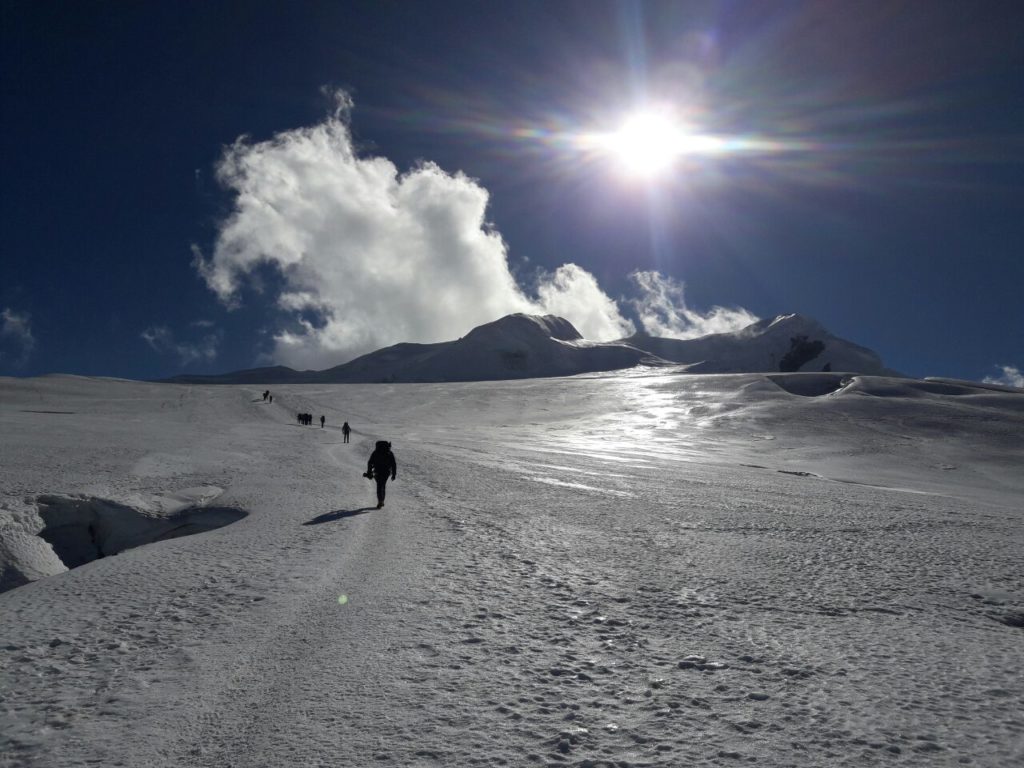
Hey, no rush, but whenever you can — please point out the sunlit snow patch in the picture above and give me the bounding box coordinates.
[522,476,635,497]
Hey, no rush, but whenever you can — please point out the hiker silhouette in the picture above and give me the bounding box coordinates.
[365,441,396,509]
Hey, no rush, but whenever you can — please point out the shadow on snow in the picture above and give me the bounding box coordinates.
[303,508,376,525]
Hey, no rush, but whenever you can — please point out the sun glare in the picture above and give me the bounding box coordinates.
[596,110,726,178]
[608,113,680,175]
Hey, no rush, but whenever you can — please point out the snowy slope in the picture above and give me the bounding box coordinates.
[309,313,660,382]
[1,372,1022,767]
[624,313,899,375]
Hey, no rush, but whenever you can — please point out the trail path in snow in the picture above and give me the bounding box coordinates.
[1,374,1022,767]
[167,439,442,767]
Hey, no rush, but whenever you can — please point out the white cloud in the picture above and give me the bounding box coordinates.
[141,325,221,366]
[982,365,1024,389]
[194,90,633,369]
[0,308,35,365]
[536,264,635,340]
[630,271,758,338]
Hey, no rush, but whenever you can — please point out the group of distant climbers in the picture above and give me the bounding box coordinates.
[257,388,388,506]
[294,412,352,441]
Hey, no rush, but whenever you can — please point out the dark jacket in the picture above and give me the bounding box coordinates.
[367,441,397,480]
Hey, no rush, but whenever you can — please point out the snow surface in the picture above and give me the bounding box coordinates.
[1,371,1022,767]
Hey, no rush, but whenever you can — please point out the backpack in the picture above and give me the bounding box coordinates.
[375,440,391,450]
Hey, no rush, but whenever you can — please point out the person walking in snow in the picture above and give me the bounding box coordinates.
[365,441,397,509]
[342,422,351,443]
[320,415,325,428]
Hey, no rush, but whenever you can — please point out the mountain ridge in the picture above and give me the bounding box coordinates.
[163,312,900,384]
[621,313,897,376]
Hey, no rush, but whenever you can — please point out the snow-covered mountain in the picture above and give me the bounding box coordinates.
[167,312,897,384]
[623,313,899,375]
[313,313,661,382]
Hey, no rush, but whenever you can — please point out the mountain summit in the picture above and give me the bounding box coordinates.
[623,313,899,376]
[311,313,657,383]
[165,312,898,384]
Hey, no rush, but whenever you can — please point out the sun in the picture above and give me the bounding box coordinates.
[604,111,687,177]
[596,110,724,178]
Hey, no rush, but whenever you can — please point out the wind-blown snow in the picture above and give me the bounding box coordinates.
[1,371,1022,767]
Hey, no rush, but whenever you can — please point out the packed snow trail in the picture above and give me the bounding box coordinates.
[169,445,440,767]
[1,374,1022,767]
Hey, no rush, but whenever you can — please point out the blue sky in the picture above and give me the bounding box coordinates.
[2,0,1022,383]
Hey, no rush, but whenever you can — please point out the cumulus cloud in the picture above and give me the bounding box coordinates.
[982,365,1024,389]
[141,325,221,366]
[536,264,635,341]
[630,271,758,338]
[193,90,633,369]
[0,308,35,366]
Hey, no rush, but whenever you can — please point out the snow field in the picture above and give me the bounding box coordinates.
[1,372,1022,767]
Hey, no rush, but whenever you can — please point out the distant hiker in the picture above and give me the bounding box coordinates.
[320,415,325,428]
[342,422,351,443]
[269,395,273,404]
[262,390,268,402]
[365,440,397,509]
